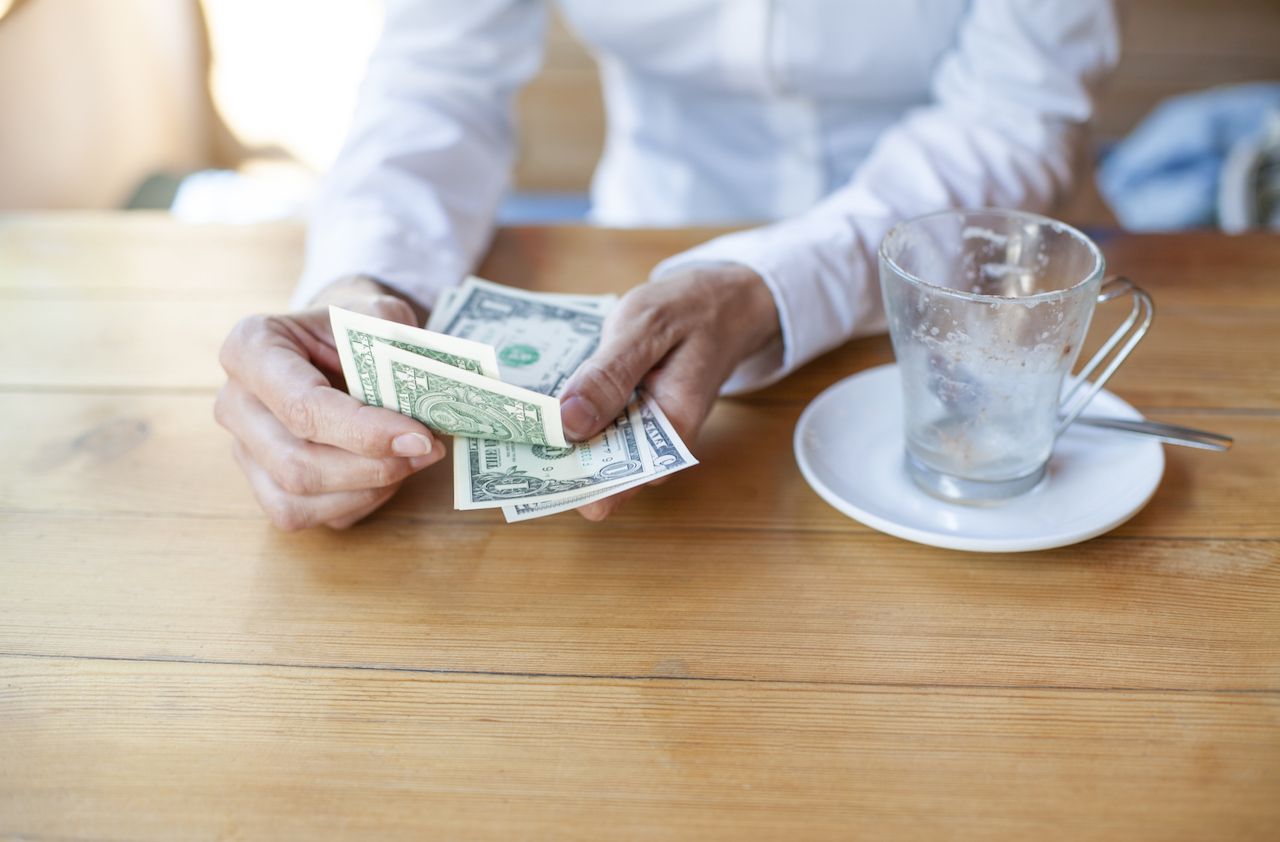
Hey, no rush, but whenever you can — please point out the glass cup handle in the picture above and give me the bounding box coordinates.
[1056,276,1155,436]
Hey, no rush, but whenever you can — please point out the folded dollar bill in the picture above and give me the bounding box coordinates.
[329,305,499,406]
[332,305,569,447]
[373,344,568,448]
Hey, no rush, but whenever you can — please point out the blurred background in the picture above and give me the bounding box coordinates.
[1,0,1278,230]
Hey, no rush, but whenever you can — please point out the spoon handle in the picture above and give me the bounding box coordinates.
[1073,416,1233,452]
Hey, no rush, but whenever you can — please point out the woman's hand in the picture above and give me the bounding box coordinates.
[215,277,445,530]
[557,264,781,521]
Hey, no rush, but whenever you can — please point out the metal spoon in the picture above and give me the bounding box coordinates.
[1072,416,1233,451]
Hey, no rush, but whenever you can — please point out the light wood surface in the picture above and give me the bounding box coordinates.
[1,215,1277,840]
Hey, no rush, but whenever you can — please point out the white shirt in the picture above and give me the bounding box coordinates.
[296,0,1119,393]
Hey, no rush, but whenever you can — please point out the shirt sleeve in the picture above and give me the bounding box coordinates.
[651,0,1120,395]
[291,0,547,311]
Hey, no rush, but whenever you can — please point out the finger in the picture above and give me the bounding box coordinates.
[283,297,413,383]
[222,316,436,458]
[219,383,443,494]
[559,296,683,441]
[233,441,402,531]
[249,308,347,377]
[572,338,720,521]
[638,338,724,444]
[324,489,400,530]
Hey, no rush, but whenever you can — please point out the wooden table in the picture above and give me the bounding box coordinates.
[1,214,1278,840]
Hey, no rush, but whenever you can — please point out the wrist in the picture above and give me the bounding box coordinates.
[707,264,781,359]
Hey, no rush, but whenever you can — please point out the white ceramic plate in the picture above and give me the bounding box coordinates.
[794,364,1164,552]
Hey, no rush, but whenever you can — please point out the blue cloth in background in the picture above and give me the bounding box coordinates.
[497,192,591,225]
[1099,83,1280,231]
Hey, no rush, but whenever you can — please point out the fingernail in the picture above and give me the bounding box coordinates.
[392,432,433,456]
[560,394,599,441]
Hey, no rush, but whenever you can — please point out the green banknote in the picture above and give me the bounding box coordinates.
[453,398,652,511]
[432,276,614,396]
[373,343,567,448]
[329,305,500,407]
[501,392,697,521]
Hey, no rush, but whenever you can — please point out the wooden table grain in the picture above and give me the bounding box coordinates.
[1,214,1277,841]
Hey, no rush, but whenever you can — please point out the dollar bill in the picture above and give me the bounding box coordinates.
[329,305,500,407]
[533,290,618,313]
[436,276,609,396]
[427,278,617,332]
[373,343,568,448]
[453,396,655,509]
[502,392,697,522]
[452,398,653,510]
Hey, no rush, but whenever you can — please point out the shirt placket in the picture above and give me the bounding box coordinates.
[717,0,775,94]
[720,1,825,218]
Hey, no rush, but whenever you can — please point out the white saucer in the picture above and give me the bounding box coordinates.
[794,364,1164,552]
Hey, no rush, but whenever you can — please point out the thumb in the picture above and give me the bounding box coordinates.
[560,324,678,442]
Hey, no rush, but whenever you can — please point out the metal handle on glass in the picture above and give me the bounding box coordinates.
[1055,276,1154,436]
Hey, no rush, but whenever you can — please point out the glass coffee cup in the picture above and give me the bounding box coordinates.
[879,208,1153,503]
